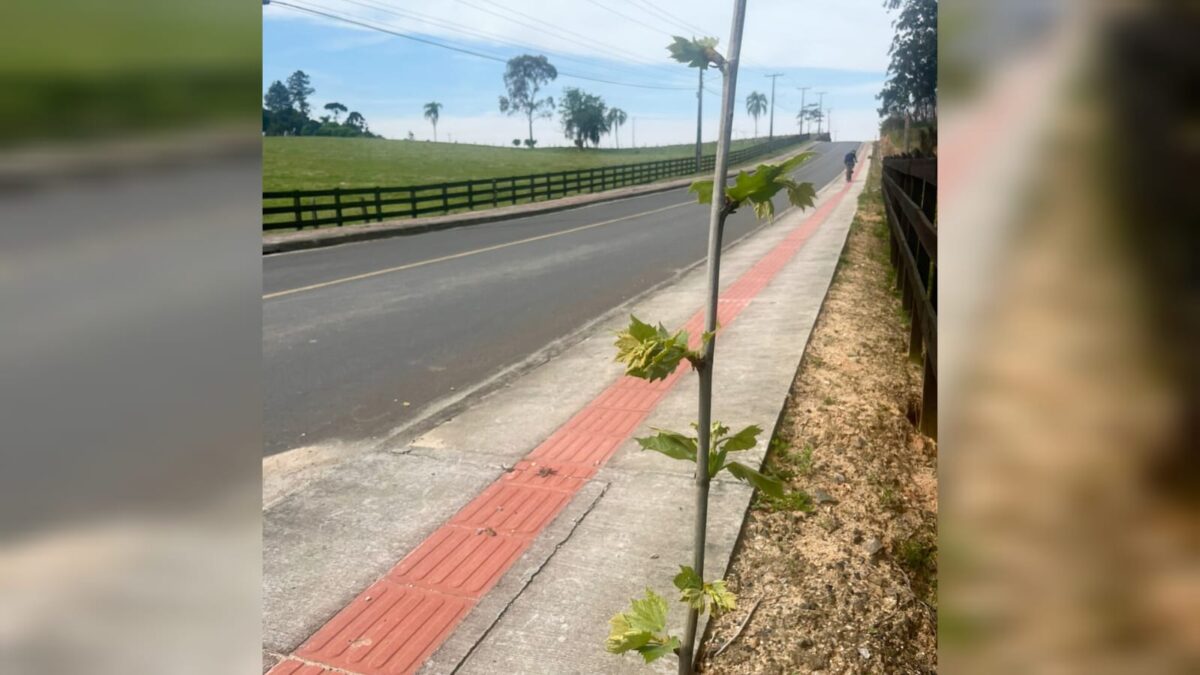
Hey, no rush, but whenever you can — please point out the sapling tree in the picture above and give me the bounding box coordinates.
[604,6,817,673]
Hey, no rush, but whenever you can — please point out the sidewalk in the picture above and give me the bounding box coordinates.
[262,142,814,255]
[263,147,870,675]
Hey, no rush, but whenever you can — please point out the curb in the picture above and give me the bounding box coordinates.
[262,143,815,255]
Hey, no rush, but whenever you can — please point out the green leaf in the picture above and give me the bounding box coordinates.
[724,461,786,497]
[784,179,818,210]
[672,566,737,616]
[613,315,696,381]
[639,636,681,663]
[704,153,816,222]
[717,424,762,453]
[706,579,737,614]
[666,36,722,69]
[689,179,714,204]
[673,565,703,592]
[636,430,697,463]
[673,565,705,610]
[605,589,678,663]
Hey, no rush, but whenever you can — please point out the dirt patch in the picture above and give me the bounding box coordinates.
[700,147,937,673]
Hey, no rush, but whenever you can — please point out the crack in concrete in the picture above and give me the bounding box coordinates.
[447,480,613,675]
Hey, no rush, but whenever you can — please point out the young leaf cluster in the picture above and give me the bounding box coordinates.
[635,423,784,497]
[605,589,681,663]
[666,36,726,71]
[614,316,701,381]
[674,566,736,616]
[690,152,819,221]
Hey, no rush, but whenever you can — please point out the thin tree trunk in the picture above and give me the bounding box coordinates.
[678,0,747,672]
[528,112,534,147]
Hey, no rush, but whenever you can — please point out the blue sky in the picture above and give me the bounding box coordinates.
[263,0,894,146]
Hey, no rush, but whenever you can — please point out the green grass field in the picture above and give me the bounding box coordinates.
[263,136,773,191]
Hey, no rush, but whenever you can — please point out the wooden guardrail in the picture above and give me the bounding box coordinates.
[881,156,937,439]
[262,135,810,230]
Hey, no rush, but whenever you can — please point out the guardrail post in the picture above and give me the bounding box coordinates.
[334,188,343,227]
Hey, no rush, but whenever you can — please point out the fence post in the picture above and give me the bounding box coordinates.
[334,188,343,227]
[920,358,937,438]
[467,181,474,210]
[292,191,302,229]
[374,189,382,221]
[492,178,498,207]
[441,184,448,214]
[410,188,417,218]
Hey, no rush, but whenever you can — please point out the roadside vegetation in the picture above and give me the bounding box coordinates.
[699,147,937,673]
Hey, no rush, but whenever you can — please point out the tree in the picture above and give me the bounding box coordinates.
[264,81,292,114]
[423,101,443,142]
[559,88,609,149]
[512,138,521,147]
[745,91,768,137]
[498,54,557,148]
[323,102,347,123]
[605,28,817,675]
[878,0,937,124]
[286,70,315,116]
[605,107,628,148]
[346,111,365,131]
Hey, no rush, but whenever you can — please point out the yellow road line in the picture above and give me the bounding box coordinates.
[263,201,692,300]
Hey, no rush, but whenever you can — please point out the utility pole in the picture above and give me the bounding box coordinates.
[827,109,833,141]
[695,68,704,172]
[815,91,826,136]
[632,117,636,148]
[765,73,783,138]
[797,86,810,135]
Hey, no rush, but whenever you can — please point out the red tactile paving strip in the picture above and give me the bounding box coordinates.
[268,659,339,675]
[268,163,864,675]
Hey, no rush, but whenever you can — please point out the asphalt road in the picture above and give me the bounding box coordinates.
[263,141,858,456]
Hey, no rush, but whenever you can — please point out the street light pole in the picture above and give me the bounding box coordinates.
[765,73,783,139]
[815,91,826,136]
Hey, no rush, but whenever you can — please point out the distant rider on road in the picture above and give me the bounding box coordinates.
[843,150,857,181]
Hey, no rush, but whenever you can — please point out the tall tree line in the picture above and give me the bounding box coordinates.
[878,0,937,129]
[262,70,379,138]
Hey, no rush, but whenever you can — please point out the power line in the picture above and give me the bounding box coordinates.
[582,0,675,38]
[463,0,677,73]
[627,0,714,37]
[337,0,693,86]
[272,0,696,90]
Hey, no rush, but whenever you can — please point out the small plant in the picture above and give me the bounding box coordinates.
[757,487,814,513]
[605,20,817,674]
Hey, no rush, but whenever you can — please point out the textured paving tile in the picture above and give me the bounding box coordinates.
[296,578,473,675]
[387,526,529,598]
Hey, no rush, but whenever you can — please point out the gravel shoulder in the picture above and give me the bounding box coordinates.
[700,146,938,674]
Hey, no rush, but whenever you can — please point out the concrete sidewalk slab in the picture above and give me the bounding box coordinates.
[262,146,869,674]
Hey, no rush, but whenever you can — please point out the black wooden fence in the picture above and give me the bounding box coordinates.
[263,134,811,230]
[881,156,937,439]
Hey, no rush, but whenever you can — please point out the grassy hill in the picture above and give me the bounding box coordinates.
[263,136,774,191]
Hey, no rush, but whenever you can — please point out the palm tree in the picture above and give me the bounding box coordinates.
[745,92,768,138]
[423,101,443,142]
[604,107,628,149]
